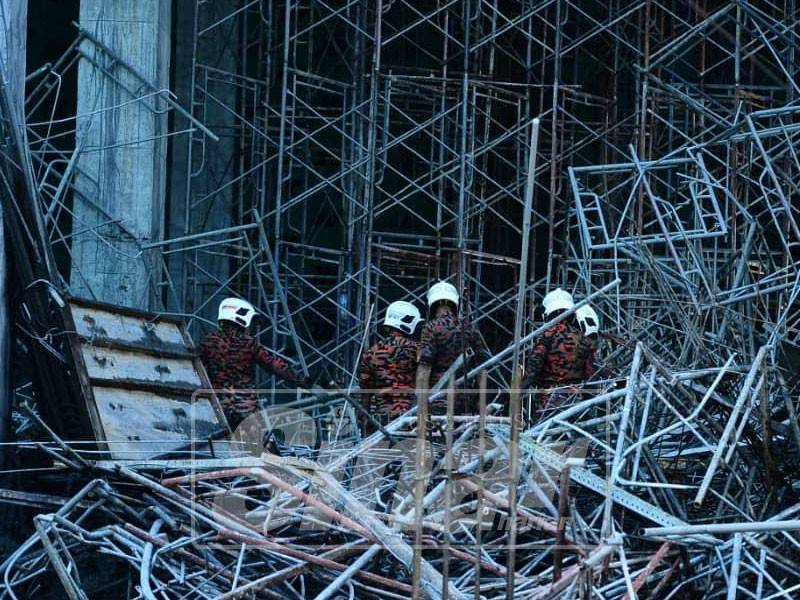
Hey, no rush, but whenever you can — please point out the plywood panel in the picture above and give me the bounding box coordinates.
[82,346,202,388]
[72,304,187,353]
[93,388,221,458]
[66,299,229,459]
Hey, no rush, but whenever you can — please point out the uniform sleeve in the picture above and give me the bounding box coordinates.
[403,340,421,368]
[418,323,436,366]
[358,348,373,391]
[198,335,215,371]
[470,324,489,364]
[523,331,553,389]
[584,339,597,379]
[254,343,309,388]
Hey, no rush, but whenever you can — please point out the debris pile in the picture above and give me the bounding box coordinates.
[0,1,799,598]
[4,325,800,599]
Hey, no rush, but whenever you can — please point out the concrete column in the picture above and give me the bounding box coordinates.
[0,0,27,441]
[70,1,171,307]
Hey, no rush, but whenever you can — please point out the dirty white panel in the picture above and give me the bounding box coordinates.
[71,304,187,351]
[93,388,223,458]
[82,346,202,388]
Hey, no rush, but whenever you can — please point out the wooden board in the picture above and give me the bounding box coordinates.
[71,303,188,353]
[93,388,222,458]
[67,299,230,460]
[81,346,202,389]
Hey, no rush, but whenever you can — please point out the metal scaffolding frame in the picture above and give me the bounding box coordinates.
[3,0,800,597]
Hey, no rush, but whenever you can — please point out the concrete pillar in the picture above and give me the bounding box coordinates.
[70,1,171,307]
[0,0,27,441]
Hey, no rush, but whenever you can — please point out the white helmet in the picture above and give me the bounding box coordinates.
[383,301,423,335]
[576,304,600,336]
[427,281,459,309]
[218,297,257,328]
[542,288,574,317]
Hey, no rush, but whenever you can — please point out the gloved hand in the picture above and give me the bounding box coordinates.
[321,379,339,391]
[308,376,339,392]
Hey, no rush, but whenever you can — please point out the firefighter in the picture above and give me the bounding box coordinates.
[416,281,487,414]
[576,304,600,339]
[199,297,310,429]
[358,300,423,433]
[521,288,596,416]
[576,303,601,380]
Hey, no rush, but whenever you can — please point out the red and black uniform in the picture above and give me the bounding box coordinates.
[418,310,487,413]
[359,331,420,423]
[199,323,308,427]
[522,319,596,413]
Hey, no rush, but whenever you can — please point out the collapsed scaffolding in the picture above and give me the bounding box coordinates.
[2,0,800,598]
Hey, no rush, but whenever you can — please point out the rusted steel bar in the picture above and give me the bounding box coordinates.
[218,528,414,594]
[622,542,671,600]
[553,465,572,581]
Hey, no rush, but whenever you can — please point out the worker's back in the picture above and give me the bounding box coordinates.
[199,323,307,391]
[359,331,419,416]
[526,320,596,388]
[199,324,261,390]
[199,322,309,428]
[418,312,486,385]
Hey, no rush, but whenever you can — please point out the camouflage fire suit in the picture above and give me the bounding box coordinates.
[359,331,420,425]
[199,323,309,427]
[522,319,596,414]
[417,311,487,414]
